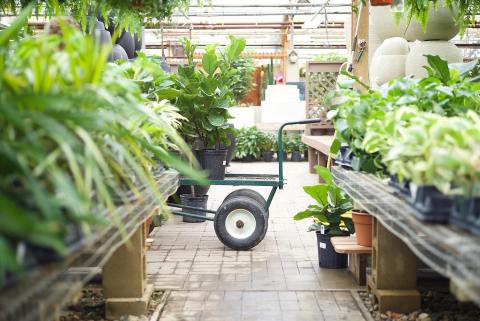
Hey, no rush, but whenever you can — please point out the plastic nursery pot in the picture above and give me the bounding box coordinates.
[196,149,227,180]
[352,211,373,247]
[282,152,288,162]
[180,194,209,223]
[450,196,480,235]
[388,174,410,197]
[316,230,348,269]
[263,151,274,162]
[290,151,303,162]
[225,124,236,167]
[370,0,392,5]
[409,184,452,223]
[337,146,353,169]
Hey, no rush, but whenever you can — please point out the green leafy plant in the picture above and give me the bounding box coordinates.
[294,166,354,236]
[312,53,347,62]
[234,126,264,160]
[230,57,256,103]
[0,12,200,281]
[173,36,246,149]
[259,132,277,153]
[1,0,198,32]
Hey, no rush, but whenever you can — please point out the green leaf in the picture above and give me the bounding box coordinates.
[207,113,227,127]
[315,166,333,184]
[202,52,218,75]
[425,55,450,84]
[303,185,328,205]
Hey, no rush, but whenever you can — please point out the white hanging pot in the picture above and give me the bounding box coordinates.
[370,6,416,41]
[370,37,409,87]
[409,0,459,41]
[405,41,462,78]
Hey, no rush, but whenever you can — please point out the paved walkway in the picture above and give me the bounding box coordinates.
[148,162,365,321]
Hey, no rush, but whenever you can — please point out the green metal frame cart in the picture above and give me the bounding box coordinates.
[168,119,322,250]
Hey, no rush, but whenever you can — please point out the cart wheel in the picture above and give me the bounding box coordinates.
[214,196,267,250]
[224,189,267,210]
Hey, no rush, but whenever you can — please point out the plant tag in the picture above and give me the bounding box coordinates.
[319,242,326,249]
[223,161,226,166]
[320,225,325,234]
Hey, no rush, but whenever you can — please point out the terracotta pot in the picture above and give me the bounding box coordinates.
[370,0,392,6]
[352,211,373,247]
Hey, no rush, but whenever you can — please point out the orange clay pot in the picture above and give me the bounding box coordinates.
[370,0,392,6]
[352,211,373,247]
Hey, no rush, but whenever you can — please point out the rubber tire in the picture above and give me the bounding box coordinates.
[224,189,269,233]
[214,196,267,250]
[224,189,267,209]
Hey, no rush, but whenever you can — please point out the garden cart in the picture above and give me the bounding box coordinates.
[168,118,322,250]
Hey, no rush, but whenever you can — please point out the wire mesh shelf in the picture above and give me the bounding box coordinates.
[331,167,480,306]
[0,170,179,321]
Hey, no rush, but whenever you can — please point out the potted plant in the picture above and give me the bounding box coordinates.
[260,132,276,162]
[174,36,246,180]
[234,126,263,162]
[294,166,355,268]
[351,210,373,246]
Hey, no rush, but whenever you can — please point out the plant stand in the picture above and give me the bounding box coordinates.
[301,135,335,175]
[331,236,371,285]
[367,217,421,313]
[103,222,152,319]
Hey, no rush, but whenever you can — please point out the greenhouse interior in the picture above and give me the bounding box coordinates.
[1,0,480,321]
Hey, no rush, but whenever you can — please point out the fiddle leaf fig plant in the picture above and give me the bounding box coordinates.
[174,36,246,149]
[294,166,354,236]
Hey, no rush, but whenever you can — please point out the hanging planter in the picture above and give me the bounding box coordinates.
[370,0,392,6]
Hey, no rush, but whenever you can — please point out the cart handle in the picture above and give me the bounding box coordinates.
[277,118,322,189]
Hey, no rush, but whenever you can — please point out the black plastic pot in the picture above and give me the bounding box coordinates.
[282,152,288,162]
[291,151,303,162]
[408,184,452,222]
[316,230,348,269]
[389,174,410,197]
[176,184,210,199]
[180,194,208,223]
[238,155,257,162]
[304,150,308,161]
[450,196,480,235]
[225,124,236,167]
[336,146,353,169]
[263,151,274,162]
[196,149,227,180]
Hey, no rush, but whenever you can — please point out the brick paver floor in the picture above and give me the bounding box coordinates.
[148,162,366,321]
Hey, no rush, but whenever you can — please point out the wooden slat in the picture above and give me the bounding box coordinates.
[331,236,372,254]
[302,135,335,156]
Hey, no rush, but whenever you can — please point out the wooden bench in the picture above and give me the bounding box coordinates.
[301,135,335,174]
[331,236,372,286]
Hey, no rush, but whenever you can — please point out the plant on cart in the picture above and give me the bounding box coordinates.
[173,36,246,179]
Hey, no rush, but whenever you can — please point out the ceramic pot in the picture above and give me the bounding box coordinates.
[405,41,462,78]
[112,44,129,61]
[116,30,136,59]
[370,37,409,86]
[409,1,459,41]
[352,211,373,247]
[370,6,416,41]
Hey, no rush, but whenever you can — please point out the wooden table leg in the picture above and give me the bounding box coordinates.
[103,223,153,319]
[308,147,318,174]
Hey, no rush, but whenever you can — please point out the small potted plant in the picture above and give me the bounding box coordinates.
[260,132,276,162]
[294,166,355,269]
[234,126,263,162]
[290,134,303,162]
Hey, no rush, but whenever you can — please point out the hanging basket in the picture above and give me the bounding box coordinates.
[370,0,392,6]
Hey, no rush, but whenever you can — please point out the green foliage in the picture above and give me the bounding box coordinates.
[173,36,246,149]
[294,166,354,236]
[234,127,264,159]
[283,134,306,153]
[401,0,480,36]
[328,55,480,174]
[259,132,277,153]
[0,0,197,32]
[230,58,256,103]
[0,14,199,281]
[312,53,347,62]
